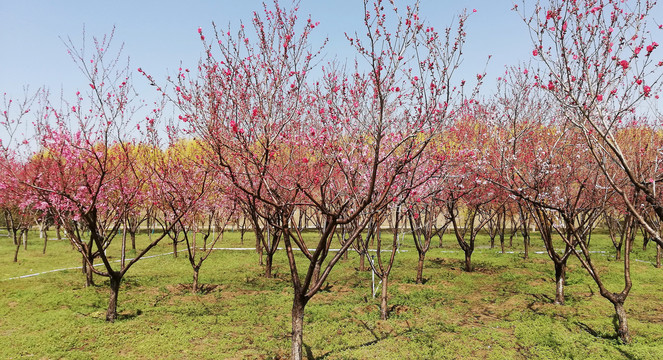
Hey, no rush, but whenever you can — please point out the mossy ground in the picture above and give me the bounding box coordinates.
[1,230,662,359]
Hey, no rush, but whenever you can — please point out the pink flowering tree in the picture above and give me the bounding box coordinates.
[4,29,197,322]
[161,0,475,357]
[518,0,663,342]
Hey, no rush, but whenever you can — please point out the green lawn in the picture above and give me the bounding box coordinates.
[1,229,662,359]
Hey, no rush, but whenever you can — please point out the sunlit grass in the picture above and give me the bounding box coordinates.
[0,228,662,359]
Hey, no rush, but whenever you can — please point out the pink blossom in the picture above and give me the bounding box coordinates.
[198,27,202,34]
[644,85,651,96]
[532,49,538,57]
[597,94,603,101]
[619,60,629,70]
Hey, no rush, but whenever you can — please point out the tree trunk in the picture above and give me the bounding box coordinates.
[415,253,425,284]
[192,267,199,294]
[613,301,630,344]
[23,230,27,250]
[464,250,473,272]
[43,233,48,254]
[359,252,365,271]
[523,237,529,260]
[615,244,622,261]
[265,252,273,278]
[106,274,121,323]
[656,244,661,269]
[489,236,495,249]
[553,262,566,305]
[13,243,20,263]
[500,237,505,254]
[380,275,389,320]
[130,231,136,250]
[173,237,178,258]
[56,225,62,241]
[291,296,306,360]
[85,262,94,287]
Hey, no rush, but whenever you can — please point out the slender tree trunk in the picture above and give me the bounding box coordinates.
[359,252,365,271]
[130,231,136,250]
[656,244,661,268]
[291,296,306,360]
[173,237,178,258]
[13,243,20,263]
[489,235,495,249]
[380,275,389,320]
[85,262,94,287]
[265,252,273,278]
[22,230,27,250]
[43,233,48,254]
[106,274,121,323]
[615,244,622,260]
[523,237,529,260]
[192,267,199,294]
[613,301,630,344]
[56,224,62,241]
[416,253,425,284]
[553,261,566,305]
[500,237,505,254]
[464,250,473,272]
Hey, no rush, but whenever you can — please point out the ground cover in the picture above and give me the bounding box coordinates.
[1,230,662,359]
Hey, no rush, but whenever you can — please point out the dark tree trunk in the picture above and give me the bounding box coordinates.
[613,301,630,344]
[192,267,200,294]
[173,237,178,258]
[56,224,62,241]
[380,275,389,320]
[415,253,425,284]
[553,262,566,305]
[13,243,20,263]
[500,236,505,254]
[656,244,661,268]
[265,252,273,278]
[291,296,306,360]
[464,250,473,272]
[489,235,495,249]
[523,236,529,260]
[42,234,48,254]
[359,252,365,271]
[85,262,94,287]
[130,231,136,250]
[615,243,622,260]
[106,274,121,323]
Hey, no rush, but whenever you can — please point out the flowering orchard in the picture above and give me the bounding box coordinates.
[2,0,663,357]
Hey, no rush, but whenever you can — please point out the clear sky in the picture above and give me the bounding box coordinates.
[2,1,661,122]
[0,1,534,98]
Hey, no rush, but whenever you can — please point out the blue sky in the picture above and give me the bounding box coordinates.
[1,0,532,100]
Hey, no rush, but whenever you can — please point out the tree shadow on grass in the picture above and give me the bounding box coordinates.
[576,321,618,341]
[314,319,406,359]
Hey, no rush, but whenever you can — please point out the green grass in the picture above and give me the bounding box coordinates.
[0,229,662,359]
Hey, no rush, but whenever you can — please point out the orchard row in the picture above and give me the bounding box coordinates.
[2,1,663,359]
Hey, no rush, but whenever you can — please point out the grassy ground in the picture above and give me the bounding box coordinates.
[1,229,662,359]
